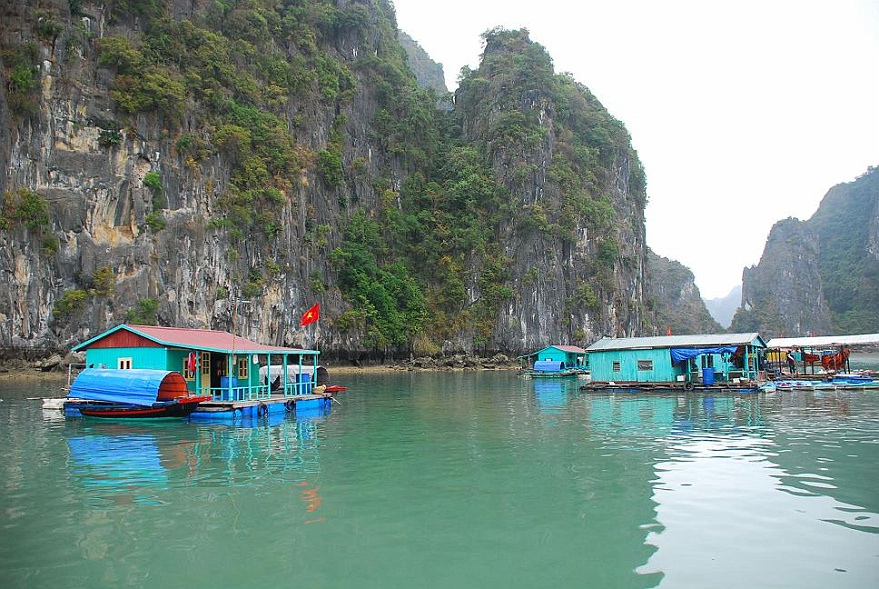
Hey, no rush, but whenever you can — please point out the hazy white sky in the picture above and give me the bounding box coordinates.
[391,0,879,299]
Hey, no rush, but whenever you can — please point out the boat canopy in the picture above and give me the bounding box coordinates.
[68,368,188,406]
[766,333,879,349]
[533,360,566,372]
[259,364,329,386]
[670,346,739,364]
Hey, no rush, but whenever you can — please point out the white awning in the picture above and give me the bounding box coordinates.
[766,333,879,348]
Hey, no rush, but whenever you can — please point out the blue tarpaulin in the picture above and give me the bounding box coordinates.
[533,360,566,372]
[670,347,739,364]
[68,368,174,406]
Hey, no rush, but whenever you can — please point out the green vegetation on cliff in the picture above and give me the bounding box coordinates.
[0,1,650,357]
[811,167,879,332]
[646,250,721,335]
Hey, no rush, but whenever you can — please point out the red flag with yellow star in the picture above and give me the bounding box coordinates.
[300,303,320,327]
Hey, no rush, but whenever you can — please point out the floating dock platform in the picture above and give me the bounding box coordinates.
[189,391,334,422]
[580,381,762,394]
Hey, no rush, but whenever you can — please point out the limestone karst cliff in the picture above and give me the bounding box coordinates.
[0,1,652,360]
[397,31,447,96]
[731,217,833,337]
[731,166,879,337]
[646,250,721,335]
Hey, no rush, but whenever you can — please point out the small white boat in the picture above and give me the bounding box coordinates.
[42,397,71,410]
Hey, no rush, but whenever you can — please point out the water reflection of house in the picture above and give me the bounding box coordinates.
[67,433,172,501]
[533,379,575,413]
[195,415,327,475]
[588,394,763,435]
[67,415,328,501]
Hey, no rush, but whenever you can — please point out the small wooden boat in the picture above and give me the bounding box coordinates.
[324,384,347,393]
[63,368,211,419]
[65,396,211,418]
[770,374,879,391]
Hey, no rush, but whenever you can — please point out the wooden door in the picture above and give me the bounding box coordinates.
[200,352,212,396]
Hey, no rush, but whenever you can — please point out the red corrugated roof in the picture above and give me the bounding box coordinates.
[552,345,588,353]
[114,325,315,354]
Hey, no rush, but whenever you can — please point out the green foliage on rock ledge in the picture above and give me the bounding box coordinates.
[0,41,40,114]
[1,189,59,255]
[53,289,88,320]
[125,299,159,325]
[1,189,50,230]
[330,212,428,349]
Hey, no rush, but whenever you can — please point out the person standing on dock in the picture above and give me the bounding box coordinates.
[787,350,797,375]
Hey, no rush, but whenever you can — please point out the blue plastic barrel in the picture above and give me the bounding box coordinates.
[298,372,312,394]
[702,368,715,385]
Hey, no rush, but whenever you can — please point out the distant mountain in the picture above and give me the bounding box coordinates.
[398,31,448,95]
[704,284,741,328]
[730,166,879,337]
[646,250,722,335]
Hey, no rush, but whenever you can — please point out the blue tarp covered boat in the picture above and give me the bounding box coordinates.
[522,360,590,379]
[65,368,211,418]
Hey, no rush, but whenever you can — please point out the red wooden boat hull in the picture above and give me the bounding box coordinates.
[325,385,347,393]
[71,396,211,419]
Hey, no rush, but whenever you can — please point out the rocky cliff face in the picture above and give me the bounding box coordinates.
[810,166,879,332]
[730,166,879,337]
[398,31,447,96]
[731,217,833,337]
[1,0,406,357]
[0,2,650,360]
[646,250,721,335]
[453,28,649,350]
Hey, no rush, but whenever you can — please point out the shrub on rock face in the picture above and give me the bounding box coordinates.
[1,189,49,230]
[53,289,88,319]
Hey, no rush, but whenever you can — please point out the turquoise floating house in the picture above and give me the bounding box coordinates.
[585,333,767,388]
[520,345,589,377]
[71,324,331,419]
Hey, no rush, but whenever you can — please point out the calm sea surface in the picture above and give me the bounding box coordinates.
[2,366,879,588]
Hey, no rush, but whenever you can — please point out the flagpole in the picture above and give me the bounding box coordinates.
[299,303,320,392]
[231,294,250,390]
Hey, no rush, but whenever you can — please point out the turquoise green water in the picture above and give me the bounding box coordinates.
[2,371,878,588]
